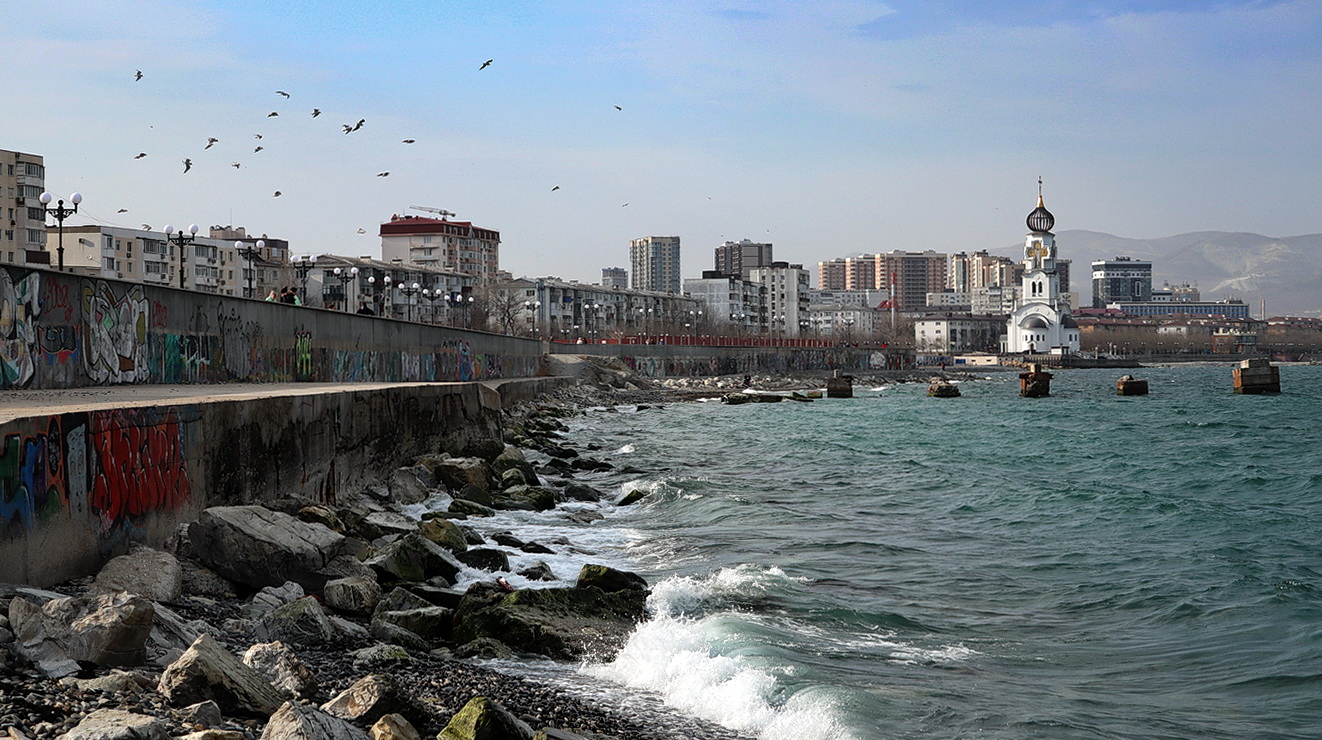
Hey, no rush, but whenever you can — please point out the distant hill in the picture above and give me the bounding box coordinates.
[1046,230,1322,317]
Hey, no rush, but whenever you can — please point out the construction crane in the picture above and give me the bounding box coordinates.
[408,205,455,220]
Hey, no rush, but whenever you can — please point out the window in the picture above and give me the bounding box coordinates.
[24,163,44,178]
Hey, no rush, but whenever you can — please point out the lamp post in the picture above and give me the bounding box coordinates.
[368,274,392,315]
[524,300,541,337]
[449,292,473,327]
[39,191,82,272]
[163,224,199,289]
[397,282,420,321]
[235,239,265,298]
[294,256,317,303]
[422,288,446,323]
[332,266,359,310]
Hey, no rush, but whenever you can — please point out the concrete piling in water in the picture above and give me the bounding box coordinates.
[1019,363,1052,397]
[826,370,854,398]
[1116,375,1149,396]
[1233,358,1280,394]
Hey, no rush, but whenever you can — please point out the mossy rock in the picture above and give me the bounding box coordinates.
[449,499,496,518]
[617,490,647,506]
[576,564,649,593]
[437,696,533,740]
[418,518,468,553]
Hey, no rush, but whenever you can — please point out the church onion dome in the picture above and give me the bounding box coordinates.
[1027,193,1055,233]
[1021,316,1050,329]
[1062,315,1079,329]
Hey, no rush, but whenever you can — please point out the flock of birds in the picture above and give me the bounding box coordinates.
[122,59,630,222]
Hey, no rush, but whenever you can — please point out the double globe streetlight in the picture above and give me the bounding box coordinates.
[397,282,421,322]
[39,191,82,272]
[235,239,265,298]
[332,266,360,311]
[164,224,199,289]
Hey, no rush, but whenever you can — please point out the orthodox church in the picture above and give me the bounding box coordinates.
[1002,182,1081,354]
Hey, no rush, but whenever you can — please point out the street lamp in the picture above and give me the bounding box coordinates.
[294,255,317,303]
[397,282,420,321]
[449,291,473,327]
[422,288,446,323]
[367,274,392,315]
[235,239,266,298]
[164,224,199,289]
[332,266,359,310]
[524,300,542,337]
[39,191,82,272]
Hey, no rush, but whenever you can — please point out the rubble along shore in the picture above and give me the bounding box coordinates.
[0,378,758,740]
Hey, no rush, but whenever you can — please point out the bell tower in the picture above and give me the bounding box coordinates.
[1003,179,1080,355]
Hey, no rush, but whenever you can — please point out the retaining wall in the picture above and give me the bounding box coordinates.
[0,265,543,390]
[550,342,910,377]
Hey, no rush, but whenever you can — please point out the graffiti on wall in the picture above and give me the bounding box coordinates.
[0,270,41,388]
[82,280,150,384]
[0,416,84,539]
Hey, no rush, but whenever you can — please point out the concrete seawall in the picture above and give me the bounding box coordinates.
[0,377,571,586]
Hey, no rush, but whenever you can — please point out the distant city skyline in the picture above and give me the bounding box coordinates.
[5,1,1320,286]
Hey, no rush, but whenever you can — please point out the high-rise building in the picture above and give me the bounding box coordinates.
[1091,256,1152,308]
[818,258,848,290]
[379,213,500,281]
[1,149,47,266]
[749,262,810,337]
[630,235,681,294]
[874,251,947,311]
[715,239,772,280]
[601,267,628,289]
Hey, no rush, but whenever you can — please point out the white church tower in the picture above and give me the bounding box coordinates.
[1003,180,1081,354]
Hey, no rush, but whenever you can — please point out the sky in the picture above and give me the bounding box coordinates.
[6,0,1321,284]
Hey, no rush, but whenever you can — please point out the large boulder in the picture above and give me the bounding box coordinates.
[147,602,213,669]
[323,576,382,616]
[188,506,370,592]
[9,592,155,677]
[370,713,421,740]
[454,548,510,573]
[427,456,493,493]
[242,582,307,619]
[321,674,430,729]
[255,596,336,647]
[90,546,183,603]
[561,483,603,502]
[243,641,319,700]
[575,564,649,593]
[499,486,556,512]
[364,533,463,584]
[491,447,540,488]
[451,483,494,507]
[371,606,453,644]
[437,696,533,740]
[418,518,468,553]
[448,499,495,518]
[362,512,418,538]
[157,633,284,716]
[452,585,648,660]
[60,709,169,740]
[388,467,431,506]
[262,701,369,740]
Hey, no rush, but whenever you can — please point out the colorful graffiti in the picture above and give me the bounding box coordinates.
[82,280,150,384]
[1,270,41,388]
[0,416,85,540]
[88,408,191,535]
[294,331,313,381]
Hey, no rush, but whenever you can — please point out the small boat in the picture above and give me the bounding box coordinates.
[1115,375,1149,396]
[927,377,961,397]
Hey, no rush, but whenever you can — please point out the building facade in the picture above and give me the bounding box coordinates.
[916,314,1006,354]
[749,262,810,337]
[874,251,948,311]
[2,149,47,267]
[714,239,772,280]
[1091,256,1152,308]
[601,266,628,289]
[380,214,500,281]
[1003,186,1081,354]
[504,277,701,340]
[630,235,681,294]
[684,271,764,333]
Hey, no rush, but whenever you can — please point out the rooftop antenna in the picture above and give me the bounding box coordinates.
[409,205,455,220]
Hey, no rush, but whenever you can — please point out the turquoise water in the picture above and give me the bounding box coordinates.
[542,364,1322,739]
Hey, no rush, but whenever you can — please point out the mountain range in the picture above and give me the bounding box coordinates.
[1047,230,1322,317]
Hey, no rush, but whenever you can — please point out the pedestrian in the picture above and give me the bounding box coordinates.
[356,302,374,315]
[264,290,278,302]
[279,286,297,304]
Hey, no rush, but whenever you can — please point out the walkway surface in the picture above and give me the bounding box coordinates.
[0,382,473,424]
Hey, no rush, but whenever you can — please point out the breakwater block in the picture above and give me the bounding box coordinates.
[826,370,853,398]
[1115,375,1149,396]
[1019,363,1052,398]
[1233,358,1280,394]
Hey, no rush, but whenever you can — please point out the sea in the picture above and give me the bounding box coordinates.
[432,363,1322,740]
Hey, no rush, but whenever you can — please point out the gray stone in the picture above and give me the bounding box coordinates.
[455,548,510,573]
[437,696,533,740]
[368,620,430,652]
[242,581,306,619]
[157,633,284,717]
[373,606,453,642]
[146,602,212,669]
[179,561,237,599]
[362,512,417,538]
[90,546,183,603]
[388,467,431,506]
[518,562,555,582]
[297,505,345,533]
[616,489,647,506]
[261,701,370,740]
[561,483,603,502]
[372,587,434,619]
[428,456,492,493]
[452,483,493,506]
[452,584,647,660]
[498,467,532,490]
[179,700,224,729]
[576,564,649,593]
[178,732,246,740]
[418,518,468,553]
[364,533,463,583]
[321,674,430,729]
[188,505,371,593]
[63,669,148,694]
[452,637,513,660]
[323,575,382,616]
[491,446,540,487]
[243,641,319,700]
[370,713,421,740]
[448,499,495,517]
[255,596,335,647]
[350,643,411,667]
[59,709,169,740]
[9,592,154,677]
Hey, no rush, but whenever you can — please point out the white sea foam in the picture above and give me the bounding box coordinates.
[615,443,636,454]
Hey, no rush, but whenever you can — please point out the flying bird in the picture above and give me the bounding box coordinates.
[134,69,143,81]
[276,90,290,98]
[614,105,622,111]
[376,171,389,177]
[273,191,282,197]
[254,134,263,139]
[133,152,147,159]
[551,185,560,191]
[205,137,219,149]
[480,58,493,70]
[116,208,128,213]
[402,139,416,144]
[621,202,629,207]
[311,108,321,118]
[141,224,151,230]
[267,111,279,117]
[356,228,367,234]
[231,162,241,168]
[254,146,264,153]
[343,118,365,134]
[182,158,192,173]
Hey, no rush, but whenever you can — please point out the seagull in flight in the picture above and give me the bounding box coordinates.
[116,208,128,213]
[614,105,622,111]
[267,111,279,117]
[621,202,629,207]
[402,139,416,144]
[182,158,192,173]
[357,228,367,234]
[273,191,282,197]
[254,134,263,139]
[134,69,143,81]
[343,118,365,134]
[376,171,390,177]
[141,224,152,230]
[231,162,241,168]
[205,137,219,149]
[551,185,560,191]
[276,90,290,98]
[312,108,321,118]
[254,146,264,153]
[133,152,147,159]
[480,58,493,70]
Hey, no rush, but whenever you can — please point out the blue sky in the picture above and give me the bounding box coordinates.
[6,0,1320,282]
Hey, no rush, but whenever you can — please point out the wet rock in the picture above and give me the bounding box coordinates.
[242,581,306,619]
[364,533,464,584]
[616,490,646,506]
[455,548,510,573]
[561,483,603,502]
[372,606,453,644]
[576,565,649,593]
[254,596,335,647]
[451,483,494,507]
[243,641,320,700]
[424,455,493,493]
[90,546,183,603]
[321,674,430,729]
[449,500,495,518]
[418,518,468,553]
[500,486,557,512]
[188,506,370,593]
[323,576,382,616]
[372,587,434,618]
[452,585,647,660]
[368,621,429,652]
[437,696,533,740]
[262,701,370,740]
[180,700,224,729]
[492,447,540,487]
[60,708,169,740]
[518,562,555,582]
[157,633,284,717]
[453,637,513,660]
[370,713,421,740]
[298,505,345,533]
[363,512,418,538]
[9,592,155,677]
